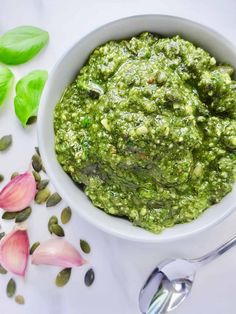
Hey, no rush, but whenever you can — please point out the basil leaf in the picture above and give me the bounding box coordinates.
[0,65,14,106]
[0,26,49,65]
[14,70,48,126]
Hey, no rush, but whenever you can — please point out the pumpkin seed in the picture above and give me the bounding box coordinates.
[55,268,71,287]
[35,146,40,156]
[11,172,19,180]
[15,295,25,305]
[35,188,51,204]
[2,211,17,220]
[80,239,91,254]
[46,192,62,207]
[51,223,65,237]
[48,215,58,233]
[32,154,42,172]
[61,207,72,224]
[15,207,32,223]
[37,179,49,190]
[30,241,40,255]
[6,278,16,297]
[84,268,95,287]
[0,265,7,274]
[0,231,5,239]
[0,135,12,151]
[32,170,41,183]
[0,174,4,182]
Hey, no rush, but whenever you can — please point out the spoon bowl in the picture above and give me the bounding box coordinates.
[139,235,236,313]
[139,259,195,314]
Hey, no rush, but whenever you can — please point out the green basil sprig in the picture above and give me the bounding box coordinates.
[0,65,14,106]
[0,26,49,65]
[14,70,48,126]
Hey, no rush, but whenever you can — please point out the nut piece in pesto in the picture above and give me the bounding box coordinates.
[54,32,236,234]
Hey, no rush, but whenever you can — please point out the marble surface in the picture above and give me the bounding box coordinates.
[0,0,236,313]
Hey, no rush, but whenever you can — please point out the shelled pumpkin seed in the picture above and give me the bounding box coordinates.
[84,269,95,287]
[35,188,51,204]
[35,146,40,156]
[0,135,12,151]
[32,170,41,183]
[61,207,72,224]
[48,216,58,234]
[11,172,19,179]
[0,265,7,274]
[32,154,42,172]
[6,278,16,297]
[30,242,40,255]
[55,268,71,287]
[46,192,61,207]
[80,240,91,254]
[15,295,25,305]
[2,211,17,220]
[0,174,4,182]
[50,224,64,237]
[37,179,49,190]
[15,207,32,223]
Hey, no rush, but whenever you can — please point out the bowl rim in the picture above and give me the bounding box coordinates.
[38,14,236,242]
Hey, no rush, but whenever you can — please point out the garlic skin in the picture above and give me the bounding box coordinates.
[0,228,29,276]
[31,239,86,267]
[0,172,36,212]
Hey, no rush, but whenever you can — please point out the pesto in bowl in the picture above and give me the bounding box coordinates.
[54,32,236,234]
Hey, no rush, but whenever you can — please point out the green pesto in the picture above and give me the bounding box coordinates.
[54,32,236,233]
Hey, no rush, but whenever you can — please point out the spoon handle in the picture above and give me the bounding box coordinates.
[192,235,236,268]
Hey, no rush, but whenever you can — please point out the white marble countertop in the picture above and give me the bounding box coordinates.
[1,0,236,313]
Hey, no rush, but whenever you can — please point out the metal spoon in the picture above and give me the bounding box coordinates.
[139,235,236,314]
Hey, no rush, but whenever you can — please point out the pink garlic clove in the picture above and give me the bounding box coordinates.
[31,238,86,267]
[0,228,29,276]
[0,172,36,212]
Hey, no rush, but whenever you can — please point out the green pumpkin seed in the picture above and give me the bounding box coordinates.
[0,231,5,239]
[32,154,42,172]
[32,170,41,183]
[61,207,72,224]
[6,278,16,297]
[46,192,62,207]
[30,241,40,255]
[0,174,4,182]
[55,268,71,287]
[37,179,49,190]
[0,265,7,274]
[35,188,51,204]
[84,268,95,287]
[48,216,58,233]
[2,211,17,220]
[80,239,91,254]
[0,135,12,151]
[15,295,25,305]
[15,207,32,223]
[11,172,19,180]
[35,146,40,156]
[51,224,65,237]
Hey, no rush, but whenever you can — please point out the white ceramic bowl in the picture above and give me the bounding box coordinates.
[38,15,236,242]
